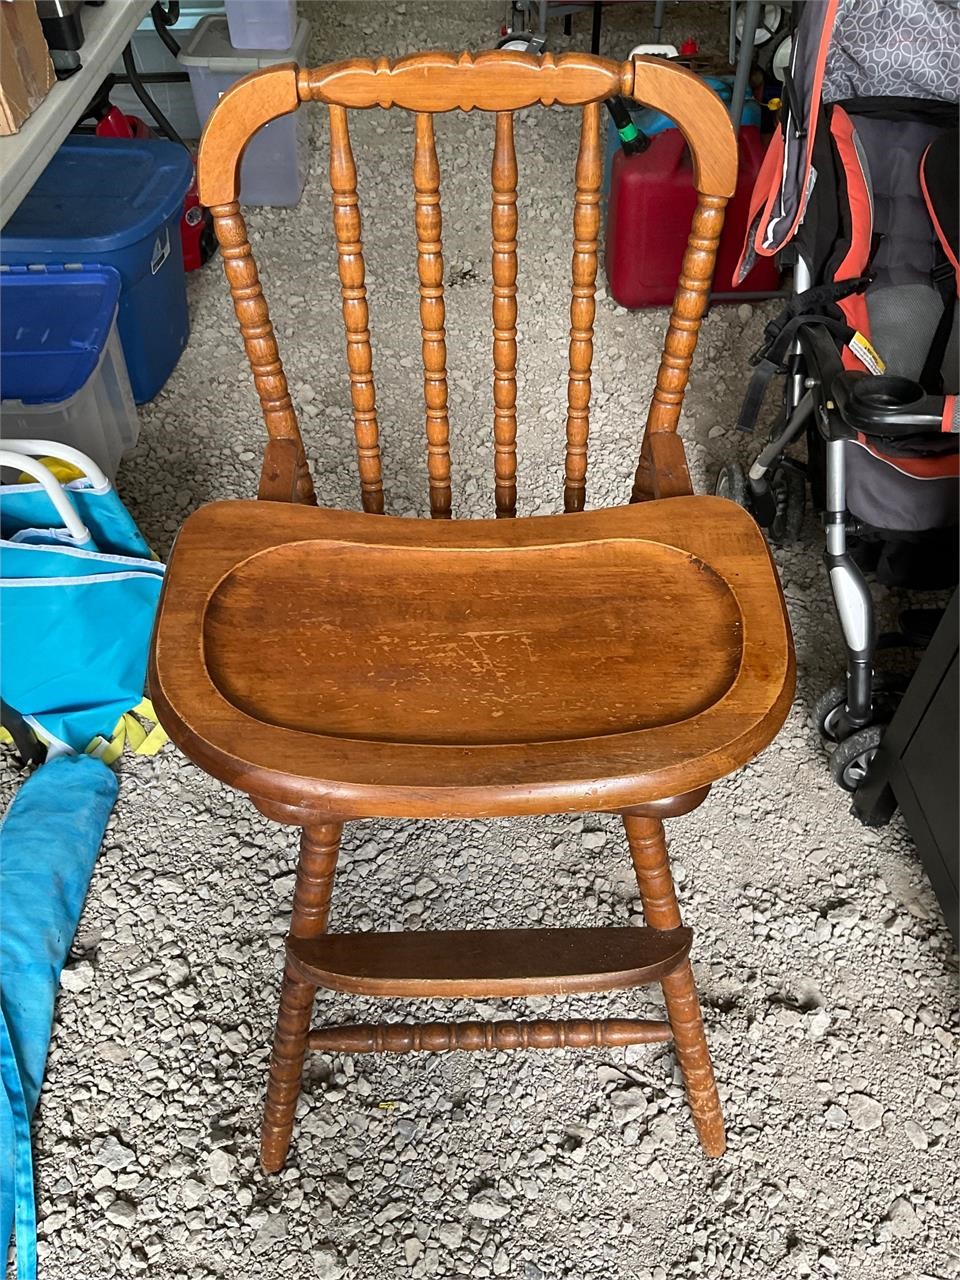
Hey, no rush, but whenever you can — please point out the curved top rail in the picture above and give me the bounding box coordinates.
[195,47,738,506]
[197,52,737,207]
[298,49,629,113]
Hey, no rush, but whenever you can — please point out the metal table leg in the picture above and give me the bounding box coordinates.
[590,1,603,54]
[730,0,760,134]
[653,0,666,42]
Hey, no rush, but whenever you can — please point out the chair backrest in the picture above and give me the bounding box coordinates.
[197,51,737,515]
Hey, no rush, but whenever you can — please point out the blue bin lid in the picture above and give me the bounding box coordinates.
[0,266,122,404]
[2,137,193,257]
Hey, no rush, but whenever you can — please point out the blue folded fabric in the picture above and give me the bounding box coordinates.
[1,754,118,1280]
[1,478,153,561]
[0,469,164,756]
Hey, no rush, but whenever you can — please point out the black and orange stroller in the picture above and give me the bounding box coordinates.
[717,0,959,792]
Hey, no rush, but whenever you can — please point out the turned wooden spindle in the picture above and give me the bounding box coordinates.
[328,104,385,515]
[308,1017,672,1053]
[631,193,728,502]
[623,813,726,1157]
[491,111,519,518]
[261,822,342,1173]
[413,112,452,519]
[199,55,738,516]
[209,202,316,505]
[563,101,602,514]
[288,824,342,936]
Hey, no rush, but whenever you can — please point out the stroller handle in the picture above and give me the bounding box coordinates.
[0,451,91,544]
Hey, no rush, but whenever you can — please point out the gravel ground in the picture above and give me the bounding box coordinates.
[3,4,958,1278]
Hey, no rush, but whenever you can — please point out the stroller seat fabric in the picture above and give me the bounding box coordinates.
[826,0,960,395]
[824,0,960,104]
[853,113,957,391]
[827,105,959,532]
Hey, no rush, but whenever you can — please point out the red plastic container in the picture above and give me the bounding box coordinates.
[604,125,780,308]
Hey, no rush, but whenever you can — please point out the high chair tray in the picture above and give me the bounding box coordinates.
[150,496,795,819]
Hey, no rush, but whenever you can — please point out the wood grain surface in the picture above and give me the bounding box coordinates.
[563,101,602,513]
[329,104,384,513]
[151,496,795,820]
[491,110,519,518]
[306,1018,673,1052]
[261,822,341,1172]
[201,540,742,743]
[299,50,628,113]
[288,925,692,996]
[626,813,727,1156]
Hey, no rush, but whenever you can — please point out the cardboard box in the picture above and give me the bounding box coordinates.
[0,1,56,136]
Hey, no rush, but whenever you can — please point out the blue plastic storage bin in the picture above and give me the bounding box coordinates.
[0,266,139,478]
[1,137,193,404]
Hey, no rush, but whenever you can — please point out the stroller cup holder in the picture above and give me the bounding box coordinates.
[833,373,943,436]
[853,376,926,411]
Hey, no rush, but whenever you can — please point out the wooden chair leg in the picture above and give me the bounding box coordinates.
[261,960,320,1172]
[261,821,343,1172]
[622,813,726,1157]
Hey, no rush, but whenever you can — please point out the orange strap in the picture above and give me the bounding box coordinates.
[944,395,958,434]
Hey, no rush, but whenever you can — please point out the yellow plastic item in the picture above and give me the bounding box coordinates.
[17,457,87,485]
[85,699,168,765]
[1,702,166,763]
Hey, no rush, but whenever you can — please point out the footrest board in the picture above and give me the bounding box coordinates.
[287,926,692,998]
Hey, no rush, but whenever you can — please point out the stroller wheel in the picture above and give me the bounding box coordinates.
[715,462,749,509]
[813,674,902,743]
[830,725,884,792]
[496,34,545,52]
[767,463,805,545]
[812,683,848,742]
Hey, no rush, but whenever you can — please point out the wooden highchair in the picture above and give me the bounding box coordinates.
[150,50,795,1172]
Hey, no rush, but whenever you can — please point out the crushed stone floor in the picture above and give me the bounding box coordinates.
[3,3,958,1279]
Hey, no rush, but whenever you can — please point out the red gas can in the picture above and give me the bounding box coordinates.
[604,125,780,308]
